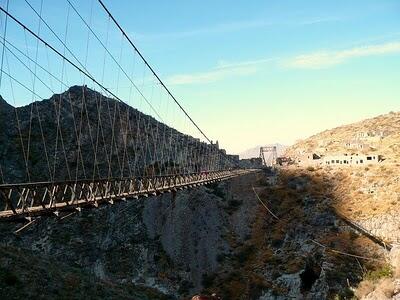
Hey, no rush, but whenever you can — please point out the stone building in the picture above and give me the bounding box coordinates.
[295,152,322,167]
[344,140,369,150]
[355,130,388,140]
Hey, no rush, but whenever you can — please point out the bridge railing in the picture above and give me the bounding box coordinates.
[0,169,254,220]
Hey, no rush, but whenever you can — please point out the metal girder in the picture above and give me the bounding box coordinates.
[0,169,255,220]
[260,146,278,167]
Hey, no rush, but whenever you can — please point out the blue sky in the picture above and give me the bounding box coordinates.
[1,0,400,154]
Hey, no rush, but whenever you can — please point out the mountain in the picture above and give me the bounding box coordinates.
[238,143,287,159]
[284,111,400,221]
[1,102,398,298]
[0,86,229,184]
[281,111,400,298]
[285,111,400,161]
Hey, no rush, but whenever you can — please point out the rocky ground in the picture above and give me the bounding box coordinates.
[1,170,394,299]
[284,111,400,246]
[280,110,400,299]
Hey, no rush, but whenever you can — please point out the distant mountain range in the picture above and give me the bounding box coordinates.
[238,144,287,159]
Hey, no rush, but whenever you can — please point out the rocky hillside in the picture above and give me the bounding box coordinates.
[284,111,400,228]
[282,112,400,299]
[1,95,399,299]
[0,170,393,299]
[0,86,229,184]
[0,244,170,299]
[285,111,400,162]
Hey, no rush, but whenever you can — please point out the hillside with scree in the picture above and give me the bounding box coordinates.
[285,111,400,241]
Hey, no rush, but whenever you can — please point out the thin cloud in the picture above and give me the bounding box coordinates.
[133,19,272,42]
[284,41,400,69]
[133,16,339,42]
[167,65,257,85]
[300,17,340,25]
[216,57,277,69]
[166,57,276,85]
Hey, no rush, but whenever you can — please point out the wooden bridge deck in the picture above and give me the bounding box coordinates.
[0,169,256,220]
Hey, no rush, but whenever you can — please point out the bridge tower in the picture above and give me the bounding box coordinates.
[259,146,278,167]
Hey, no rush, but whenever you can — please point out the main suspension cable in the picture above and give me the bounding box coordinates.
[97,0,237,169]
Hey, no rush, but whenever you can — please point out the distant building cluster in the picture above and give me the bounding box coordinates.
[284,129,389,169]
[344,130,388,150]
[344,140,368,150]
[323,154,382,166]
[355,130,388,139]
[292,152,383,167]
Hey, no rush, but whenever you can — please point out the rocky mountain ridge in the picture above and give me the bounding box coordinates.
[0,86,229,184]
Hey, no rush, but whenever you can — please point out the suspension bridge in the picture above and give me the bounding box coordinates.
[0,0,255,220]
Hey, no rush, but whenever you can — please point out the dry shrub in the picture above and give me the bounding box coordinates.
[395,266,400,279]
[392,252,400,279]
[354,280,374,299]
[355,278,395,299]
[375,278,395,297]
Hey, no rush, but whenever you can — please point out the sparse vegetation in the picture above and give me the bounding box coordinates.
[364,264,393,282]
[285,111,400,223]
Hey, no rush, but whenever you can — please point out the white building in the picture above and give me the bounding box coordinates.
[356,132,371,139]
[323,153,381,166]
[344,140,369,150]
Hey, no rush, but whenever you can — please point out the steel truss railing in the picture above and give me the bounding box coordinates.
[0,169,255,220]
